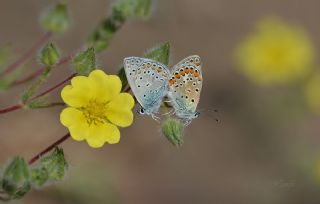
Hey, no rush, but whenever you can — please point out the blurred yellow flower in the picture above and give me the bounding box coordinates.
[60,70,135,148]
[235,17,315,85]
[305,74,320,114]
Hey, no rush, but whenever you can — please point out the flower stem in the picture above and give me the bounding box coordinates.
[0,32,52,78]
[31,73,77,101]
[0,73,76,115]
[28,133,70,165]
[0,104,23,114]
[12,55,72,86]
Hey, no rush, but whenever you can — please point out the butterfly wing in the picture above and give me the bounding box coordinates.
[168,55,203,120]
[124,57,170,115]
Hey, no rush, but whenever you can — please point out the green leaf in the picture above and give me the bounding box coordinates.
[40,42,60,66]
[118,42,170,91]
[88,0,154,53]
[41,3,70,33]
[27,96,49,109]
[1,157,31,199]
[72,47,96,76]
[39,148,68,181]
[161,117,184,146]
[144,42,170,66]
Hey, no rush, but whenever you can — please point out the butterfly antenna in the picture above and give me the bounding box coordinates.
[198,108,221,123]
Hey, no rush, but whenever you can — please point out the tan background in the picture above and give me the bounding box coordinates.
[1,0,320,203]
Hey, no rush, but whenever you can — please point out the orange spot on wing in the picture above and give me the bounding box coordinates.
[194,72,199,77]
[175,73,181,79]
[179,71,185,76]
[169,79,176,85]
[185,68,190,74]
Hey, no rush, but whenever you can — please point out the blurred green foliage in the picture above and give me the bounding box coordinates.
[41,3,70,33]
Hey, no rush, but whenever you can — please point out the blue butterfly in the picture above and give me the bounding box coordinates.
[124,55,203,123]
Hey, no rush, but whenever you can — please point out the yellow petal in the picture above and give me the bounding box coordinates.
[88,70,122,102]
[86,123,120,148]
[61,76,93,107]
[60,107,86,127]
[69,124,89,141]
[60,107,88,141]
[105,93,135,127]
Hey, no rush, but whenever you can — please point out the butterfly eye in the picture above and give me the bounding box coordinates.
[138,108,145,114]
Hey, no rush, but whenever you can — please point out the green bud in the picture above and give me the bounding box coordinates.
[161,118,184,146]
[134,0,152,18]
[40,42,60,66]
[1,157,31,199]
[40,148,68,181]
[30,167,49,188]
[73,47,96,76]
[41,3,70,33]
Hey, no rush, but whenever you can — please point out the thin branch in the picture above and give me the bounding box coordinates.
[28,133,70,165]
[31,73,76,101]
[0,104,23,114]
[0,73,76,115]
[0,32,52,78]
[12,55,72,86]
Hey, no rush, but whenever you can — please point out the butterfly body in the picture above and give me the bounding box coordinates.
[124,55,202,124]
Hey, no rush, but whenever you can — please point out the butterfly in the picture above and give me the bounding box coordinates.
[123,55,203,123]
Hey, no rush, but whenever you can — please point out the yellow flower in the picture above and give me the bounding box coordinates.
[305,74,320,114]
[235,17,315,85]
[60,70,135,148]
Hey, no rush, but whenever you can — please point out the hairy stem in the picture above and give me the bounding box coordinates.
[0,32,52,78]
[0,73,76,115]
[28,133,70,165]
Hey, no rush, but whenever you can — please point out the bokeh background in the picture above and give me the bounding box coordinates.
[1,0,320,203]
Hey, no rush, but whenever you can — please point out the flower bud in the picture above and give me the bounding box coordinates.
[41,3,70,33]
[39,148,68,181]
[161,118,184,146]
[40,42,60,66]
[1,157,31,199]
[73,47,96,76]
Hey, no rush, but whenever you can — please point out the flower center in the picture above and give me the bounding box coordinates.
[82,100,108,125]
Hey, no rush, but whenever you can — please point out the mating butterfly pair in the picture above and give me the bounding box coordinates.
[124,55,202,124]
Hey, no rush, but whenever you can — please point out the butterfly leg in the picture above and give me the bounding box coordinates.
[183,119,192,127]
[151,114,161,123]
[161,108,175,116]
